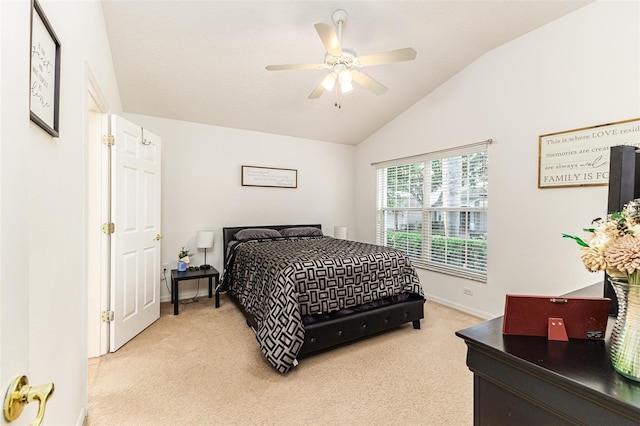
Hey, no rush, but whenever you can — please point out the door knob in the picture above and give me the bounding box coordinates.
[4,375,54,426]
[154,233,163,241]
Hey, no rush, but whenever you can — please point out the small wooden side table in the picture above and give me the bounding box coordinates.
[170,267,220,315]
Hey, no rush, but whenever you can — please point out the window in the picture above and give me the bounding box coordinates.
[375,146,489,281]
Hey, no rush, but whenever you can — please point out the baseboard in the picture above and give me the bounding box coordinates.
[425,293,496,320]
[160,290,497,319]
[160,275,215,303]
[77,406,86,426]
[160,289,496,318]
[160,288,207,304]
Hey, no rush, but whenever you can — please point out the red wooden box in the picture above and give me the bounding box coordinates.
[502,294,611,340]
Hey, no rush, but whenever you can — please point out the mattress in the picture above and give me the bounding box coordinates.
[223,236,424,373]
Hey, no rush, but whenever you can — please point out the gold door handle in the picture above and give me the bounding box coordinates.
[4,375,54,426]
[154,234,163,241]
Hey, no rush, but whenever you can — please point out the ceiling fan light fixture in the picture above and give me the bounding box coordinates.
[340,80,353,93]
[338,69,353,93]
[338,69,352,84]
[321,72,337,91]
[264,8,416,101]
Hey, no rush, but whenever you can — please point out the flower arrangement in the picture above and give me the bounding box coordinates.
[565,199,640,382]
[178,247,193,264]
[563,198,640,285]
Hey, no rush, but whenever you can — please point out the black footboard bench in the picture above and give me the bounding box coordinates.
[299,294,424,356]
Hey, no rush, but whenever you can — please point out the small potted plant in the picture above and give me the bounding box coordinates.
[177,247,192,272]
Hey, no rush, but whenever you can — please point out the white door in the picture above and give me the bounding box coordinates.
[1,3,39,423]
[110,115,161,351]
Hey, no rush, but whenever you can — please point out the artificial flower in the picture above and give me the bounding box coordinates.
[178,247,193,264]
[564,198,640,282]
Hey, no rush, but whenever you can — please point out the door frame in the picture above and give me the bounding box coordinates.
[86,66,110,358]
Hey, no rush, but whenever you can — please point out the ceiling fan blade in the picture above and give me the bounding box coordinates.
[265,63,325,71]
[356,47,417,67]
[308,81,326,99]
[314,23,342,56]
[351,71,388,95]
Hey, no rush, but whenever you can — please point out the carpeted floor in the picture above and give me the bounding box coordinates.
[87,295,482,425]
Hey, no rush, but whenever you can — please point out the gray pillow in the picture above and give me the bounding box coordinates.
[280,227,323,237]
[234,228,282,240]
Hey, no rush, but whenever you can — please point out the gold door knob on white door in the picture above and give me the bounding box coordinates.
[3,375,55,425]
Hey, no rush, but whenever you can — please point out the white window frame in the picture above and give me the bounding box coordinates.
[375,143,489,282]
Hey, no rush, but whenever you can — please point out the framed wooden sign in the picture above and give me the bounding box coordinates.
[241,166,297,188]
[30,0,61,137]
[538,118,640,188]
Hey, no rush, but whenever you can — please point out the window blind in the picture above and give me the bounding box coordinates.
[375,145,489,281]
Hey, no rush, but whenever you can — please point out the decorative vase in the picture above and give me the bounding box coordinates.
[609,277,640,382]
[177,261,187,272]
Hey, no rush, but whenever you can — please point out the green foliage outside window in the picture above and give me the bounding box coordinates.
[386,231,487,272]
[386,231,423,258]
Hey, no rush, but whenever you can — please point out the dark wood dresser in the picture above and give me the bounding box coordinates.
[456,285,640,425]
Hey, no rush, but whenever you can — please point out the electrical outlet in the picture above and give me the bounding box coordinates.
[463,287,473,296]
[162,263,168,272]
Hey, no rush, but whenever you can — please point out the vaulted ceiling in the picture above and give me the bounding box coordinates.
[101,1,592,145]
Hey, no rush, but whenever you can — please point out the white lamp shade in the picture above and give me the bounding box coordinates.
[334,226,348,239]
[196,230,214,248]
[321,72,337,91]
[338,70,353,93]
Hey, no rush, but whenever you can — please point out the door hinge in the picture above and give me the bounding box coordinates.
[102,223,115,234]
[102,134,115,146]
[101,311,114,322]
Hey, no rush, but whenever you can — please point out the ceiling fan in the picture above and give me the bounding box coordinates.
[265,9,417,102]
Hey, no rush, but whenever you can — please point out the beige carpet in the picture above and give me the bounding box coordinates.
[87,295,482,426]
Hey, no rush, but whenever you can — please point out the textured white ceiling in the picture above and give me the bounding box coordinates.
[101,0,592,145]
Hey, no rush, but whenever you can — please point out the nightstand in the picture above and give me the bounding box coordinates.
[170,267,220,315]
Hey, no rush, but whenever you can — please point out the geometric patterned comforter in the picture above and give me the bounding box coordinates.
[223,236,424,373]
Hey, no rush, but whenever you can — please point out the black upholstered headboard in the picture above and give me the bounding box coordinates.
[222,224,322,266]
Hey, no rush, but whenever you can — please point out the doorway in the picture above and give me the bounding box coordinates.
[86,76,110,358]
[85,78,162,361]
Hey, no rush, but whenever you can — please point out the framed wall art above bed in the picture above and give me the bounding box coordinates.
[241,165,297,188]
[220,224,425,373]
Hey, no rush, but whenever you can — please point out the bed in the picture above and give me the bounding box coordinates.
[220,224,425,373]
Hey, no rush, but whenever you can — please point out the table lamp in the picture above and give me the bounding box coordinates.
[334,226,348,239]
[196,230,214,269]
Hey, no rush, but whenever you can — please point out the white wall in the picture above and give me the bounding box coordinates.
[1,0,122,424]
[125,114,356,301]
[355,1,640,319]
[0,1,31,424]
